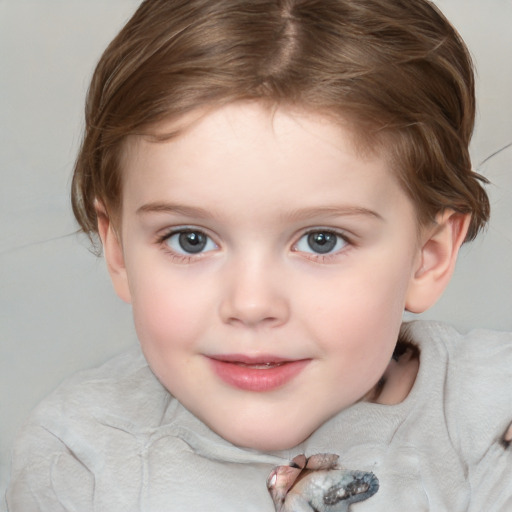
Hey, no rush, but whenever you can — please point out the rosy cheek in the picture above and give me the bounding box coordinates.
[132,283,205,349]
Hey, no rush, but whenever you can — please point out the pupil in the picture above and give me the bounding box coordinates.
[307,232,336,254]
[179,231,207,253]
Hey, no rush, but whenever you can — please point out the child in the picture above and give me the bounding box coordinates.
[6,0,512,510]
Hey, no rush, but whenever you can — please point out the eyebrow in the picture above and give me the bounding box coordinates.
[137,202,212,218]
[282,205,384,222]
[137,202,383,222]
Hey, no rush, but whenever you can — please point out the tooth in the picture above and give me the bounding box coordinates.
[233,361,285,369]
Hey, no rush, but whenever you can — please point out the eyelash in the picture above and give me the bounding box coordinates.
[156,227,218,263]
[292,229,353,262]
[155,227,354,263]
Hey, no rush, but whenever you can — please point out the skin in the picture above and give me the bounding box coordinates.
[98,102,470,451]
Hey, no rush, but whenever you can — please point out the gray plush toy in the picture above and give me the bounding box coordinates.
[267,453,379,512]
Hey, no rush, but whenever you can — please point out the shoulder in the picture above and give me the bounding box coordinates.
[10,344,170,450]
[9,345,171,471]
[405,320,512,413]
[407,320,512,390]
[407,321,512,455]
[6,346,174,510]
[405,322,512,509]
[28,345,169,431]
[403,319,512,377]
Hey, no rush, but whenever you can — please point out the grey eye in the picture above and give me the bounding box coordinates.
[166,230,217,254]
[295,231,347,255]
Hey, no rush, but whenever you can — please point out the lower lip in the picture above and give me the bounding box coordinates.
[209,358,310,392]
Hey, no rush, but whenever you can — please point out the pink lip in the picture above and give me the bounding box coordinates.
[208,354,310,392]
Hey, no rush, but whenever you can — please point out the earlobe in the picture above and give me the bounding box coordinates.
[405,210,471,313]
[96,202,132,304]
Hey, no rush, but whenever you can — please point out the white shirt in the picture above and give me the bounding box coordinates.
[6,321,512,511]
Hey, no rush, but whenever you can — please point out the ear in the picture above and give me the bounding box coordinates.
[405,210,471,313]
[95,202,132,304]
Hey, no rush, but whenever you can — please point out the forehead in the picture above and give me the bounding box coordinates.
[122,102,390,176]
[118,102,410,221]
[129,99,387,148]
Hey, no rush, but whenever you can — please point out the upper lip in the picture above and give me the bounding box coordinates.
[208,354,302,364]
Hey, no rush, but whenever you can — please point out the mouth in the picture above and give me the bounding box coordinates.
[208,354,310,392]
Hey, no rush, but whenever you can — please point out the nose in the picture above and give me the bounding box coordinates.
[218,258,290,328]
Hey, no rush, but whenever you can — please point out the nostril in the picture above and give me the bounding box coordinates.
[219,297,289,328]
[224,312,283,328]
[218,267,290,327]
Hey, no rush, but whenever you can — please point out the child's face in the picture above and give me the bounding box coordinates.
[110,103,424,451]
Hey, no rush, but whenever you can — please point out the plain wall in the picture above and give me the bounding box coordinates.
[1,0,511,504]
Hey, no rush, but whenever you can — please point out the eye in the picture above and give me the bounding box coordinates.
[294,230,348,255]
[165,229,218,255]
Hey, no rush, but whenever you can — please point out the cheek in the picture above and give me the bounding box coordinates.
[312,255,411,323]
[129,277,211,394]
[128,268,211,353]
[302,253,413,365]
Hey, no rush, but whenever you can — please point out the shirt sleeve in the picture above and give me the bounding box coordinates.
[445,328,512,512]
[466,424,512,512]
[6,423,95,512]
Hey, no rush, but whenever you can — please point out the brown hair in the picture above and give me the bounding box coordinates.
[71,0,489,243]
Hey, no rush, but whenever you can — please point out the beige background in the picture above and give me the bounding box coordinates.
[1,0,511,504]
